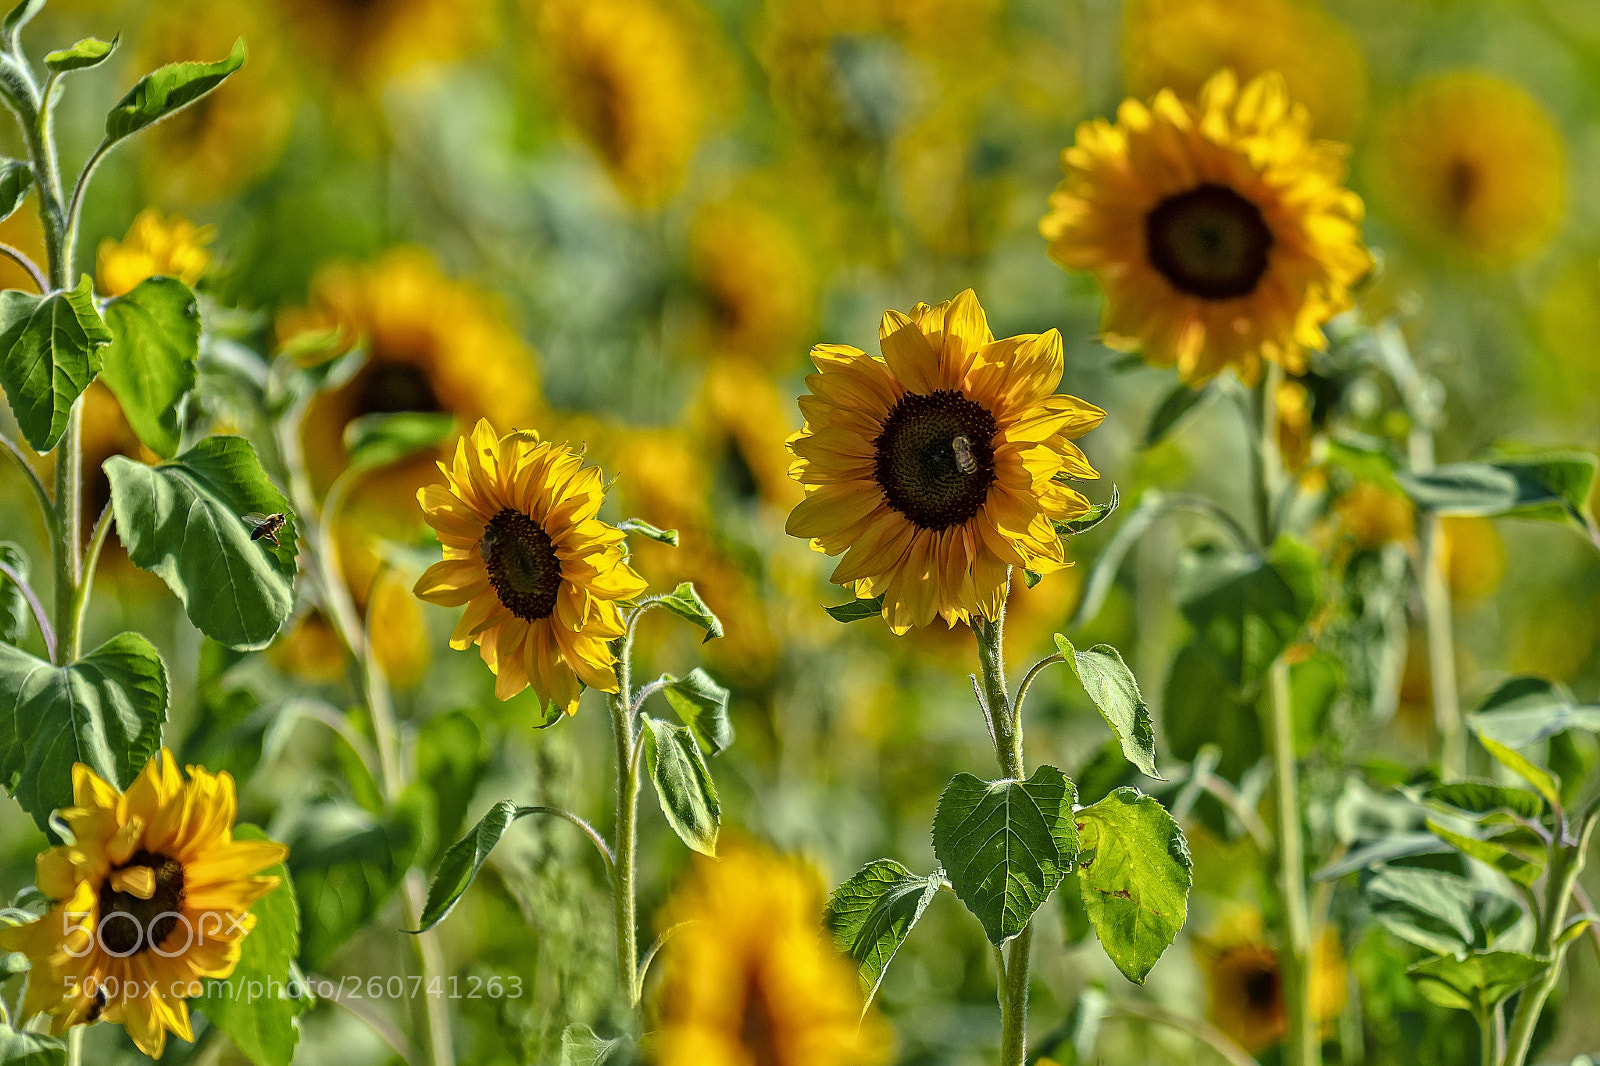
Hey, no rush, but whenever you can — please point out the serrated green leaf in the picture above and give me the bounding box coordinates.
[657,668,732,755]
[824,859,943,1012]
[1055,636,1160,780]
[1142,382,1210,448]
[287,796,424,967]
[1178,546,1313,688]
[0,542,28,643]
[1054,485,1121,536]
[824,595,885,623]
[656,581,722,641]
[99,275,200,458]
[617,517,678,546]
[106,435,297,650]
[1469,676,1600,749]
[0,162,31,223]
[0,1024,64,1065]
[415,800,526,933]
[0,632,166,830]
[196,825,304,1066]
[0,277,113,452]
[1364,868,1520,955]
[1425,818,1544,886]
[932,766,1078,946]
[1478,735,1561,810]
[105,37,246,143]
[44,35,115,73]
[559,1024,623,1066]
[1422,781,1545,821]
[1407,951,1547,1016]
[1074,787,1192,983]
[343,411,454,473]
[641,716,719,856]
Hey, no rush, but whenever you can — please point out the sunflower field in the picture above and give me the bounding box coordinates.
[0,0,1598,1064]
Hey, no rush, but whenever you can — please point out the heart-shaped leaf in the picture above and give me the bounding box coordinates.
[1074,787,1192,983]
[99,276,200,458]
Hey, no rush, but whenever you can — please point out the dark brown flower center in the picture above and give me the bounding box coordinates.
[1145,183,1274,300]
[481,509,562,622]
[1243,961,1280,1011]
[873,390,998,530]
[355,361,441,417]
[739,961,783,1066]
[1445,157,1479,223]
[98,850,185,956]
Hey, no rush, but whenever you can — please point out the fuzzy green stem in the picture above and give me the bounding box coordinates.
[1479,1010,1495,1066]
[608,634,642,1004]
[975,606,1031,1066]
[1503,817,1594,1066]
[1409,424,1464,782]
[1252,369,1315,1066]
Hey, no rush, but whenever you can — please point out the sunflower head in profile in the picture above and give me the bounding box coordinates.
[1041,69,1372,385]
[97,209,213,298]
[537,0,714,208]
[651,843,890,1066]
[0,751,287,1058]
[414,419,648,708]
[786,289,1103,633]
[1369,72,1564,267]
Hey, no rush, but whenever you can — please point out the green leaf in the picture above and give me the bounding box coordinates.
[105,37,247,143]
[1422,781,1545,821]
[1469,676,1600,748]
[415,800,527,933]
[342,411,454,473]
[1407,951,1547,1016]
[1425,818,1543,886]
[559,1024,622,1066]
[0,542,28,643]
[1396,453,1598,527]
[0,632,166,829]
[824,595,885,623]
[1478,735,1561,810]
[641,716,719,856]
[1179,546,1314,688]
[617,517,679,546]
[0,277,113,452]
[1162,642,1261,782]
[1290,652,1342,757]
[416,710,487,865]
[0,162,32,222]
[287,797,424,967]
[106,435,298,650]
[1058,870,1092,945]
[1074,787,1192,983]
[1055,636,1160,779]
[99,276,200,459]
[657,668,733,756]
[1142,382,1211,448]
[1022,569,1043,588]
[0,0,44,51]
[1365,868,1519,955]
[0,1024,64,1065]
[196,825,304,1066]
[656,581,722,641]
[931,766,1078,946]
[1054,484,1121,536]
[824,859,943,1012]
[44,35,115,73]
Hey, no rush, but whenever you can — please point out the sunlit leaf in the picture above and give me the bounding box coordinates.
[824,858,944,1013]
[1074,787,1191,983]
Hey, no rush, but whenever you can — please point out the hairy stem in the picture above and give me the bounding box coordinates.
[608,632,641,1004]
[1409,425,1464,781]
[1503,818,1595,1066]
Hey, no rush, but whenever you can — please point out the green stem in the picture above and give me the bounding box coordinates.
[1251,369,1315,1066]
[976,605,1031,1066]
[1503,817,1595,1066]
[608,632,641,1004]
[48,343,79,668]
[1409,424,1464,782]
[1479,1010,1494,1066]
[67,504,111,652]
[66,1024,80,1066]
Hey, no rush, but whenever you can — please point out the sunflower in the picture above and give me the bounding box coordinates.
[1122,0,1367,141]
[281,247,541,492]
[413,419,648,708]
[1332,481,1414,550]
[1368,72,1565,267]
[1041,70,1372,385]
[271,0,489,84]
[698,357,804,510]
[97,210,213,299]
[690,199,816,365]
[651,844,890,1066]
[536,0,715,208]
[0,751,287,1058]
[786,289,1103,633]
[133,0,294,204]
[1196,912,1347,1053]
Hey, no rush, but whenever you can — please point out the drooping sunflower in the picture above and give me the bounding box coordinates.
[0,752,287,1058]
[414,419,648,708]
[97,210,213,299]
[651,844,890,1066]
[1122,0,1367,140]
[1368,72,1564,267]
[1041,70,1372,385]
[786,289,1103,633]
[536,0,716,208]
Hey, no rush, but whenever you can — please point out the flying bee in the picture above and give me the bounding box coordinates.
[241,512,287,547]
[951,434,978,475]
